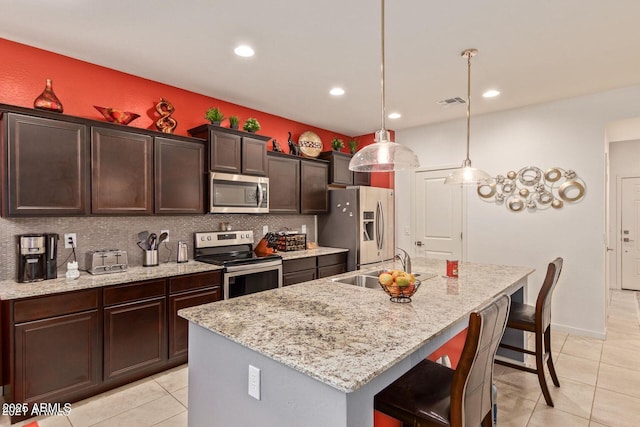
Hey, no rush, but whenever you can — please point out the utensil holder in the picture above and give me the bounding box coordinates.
[143,250,158,267]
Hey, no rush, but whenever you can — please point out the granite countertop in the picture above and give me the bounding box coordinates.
[179,258,533,393]
[0,261,223,300]
[278,247,348,261]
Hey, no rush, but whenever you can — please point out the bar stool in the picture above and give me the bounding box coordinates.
[374,294,511,427]
[495,257,563,407]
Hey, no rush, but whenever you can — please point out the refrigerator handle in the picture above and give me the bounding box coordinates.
[377,201,384,251]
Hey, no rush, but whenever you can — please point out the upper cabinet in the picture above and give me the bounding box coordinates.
[300,158,329,214]
[155,137,205,214]
[2,112,90,216]
[91,127,153,215]
[1,105,206,217]
[319,151,370,187]
[188,125,270,176]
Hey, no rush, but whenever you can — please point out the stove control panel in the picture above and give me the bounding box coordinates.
[195,230,254,248]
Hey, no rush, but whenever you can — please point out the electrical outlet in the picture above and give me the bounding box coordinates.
[161,229,170,242]
[248,365,261,400]
[64,233,77,249]
[262,225,268,235]
[301,224,307,234]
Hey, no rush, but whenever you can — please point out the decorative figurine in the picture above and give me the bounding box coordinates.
[288,132,300,156]
[155,98,178,133]
[271,139,283,152]
[34,79,64,113]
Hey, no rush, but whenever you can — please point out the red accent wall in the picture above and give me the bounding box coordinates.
[0,38,394,189]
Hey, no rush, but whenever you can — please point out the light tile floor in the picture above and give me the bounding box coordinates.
[2,289,638,427]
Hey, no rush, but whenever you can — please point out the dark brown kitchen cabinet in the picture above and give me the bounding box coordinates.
[301,158,329,214]
[155,137,206,214]
[2,113,90,216]
[103,279,166,382]
[267,152,300,214]
[8,289,101,413]
[91,127,153,214]
[168,271,221,361]
[317,252,348,278]
[188,125,270,176]
[319,151,370,186]
[283,257,317,286]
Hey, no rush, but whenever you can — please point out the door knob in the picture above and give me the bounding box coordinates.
[415,241,423,246]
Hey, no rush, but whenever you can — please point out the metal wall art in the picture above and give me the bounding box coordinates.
[155,98,177,134]
[477,166,586,212]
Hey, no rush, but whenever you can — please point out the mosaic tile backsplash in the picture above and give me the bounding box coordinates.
[0,214,316,281]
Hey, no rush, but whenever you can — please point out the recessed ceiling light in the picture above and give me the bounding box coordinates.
[482,89,500,98]
[388,112,401,119]
[234,45,255,57]
[330,87,345,96]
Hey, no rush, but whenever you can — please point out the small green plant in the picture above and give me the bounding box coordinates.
[243,118,261,133]
[347,139,358,154]
[331,137,344,151]
[229,115,239,129]
[205,107,224,124]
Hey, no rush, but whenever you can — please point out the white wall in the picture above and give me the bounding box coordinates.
[395,84,640,338]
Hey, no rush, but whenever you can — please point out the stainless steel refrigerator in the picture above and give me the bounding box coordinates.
[318,187,395,272]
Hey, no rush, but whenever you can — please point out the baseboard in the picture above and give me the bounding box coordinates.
[551,322,606,340]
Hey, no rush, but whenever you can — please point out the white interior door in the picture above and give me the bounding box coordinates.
[413,169,462,260]
[621,177,640,290]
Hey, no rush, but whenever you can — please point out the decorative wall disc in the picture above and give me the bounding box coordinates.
[478,166,586,212]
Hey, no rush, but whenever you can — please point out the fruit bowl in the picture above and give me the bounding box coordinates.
[378,270,421,303]
[94,106,140,125]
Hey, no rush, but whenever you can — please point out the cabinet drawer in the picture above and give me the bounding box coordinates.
[169,271,221,294]
[104,279,166,306]
[318,264,347,279]
[14,289,99,323]
[283,270,317,286]
[318,252,347,267]
[283,257,316,274]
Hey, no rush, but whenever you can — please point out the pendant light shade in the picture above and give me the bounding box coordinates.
[349,0,419,172]
[444,49,490,185]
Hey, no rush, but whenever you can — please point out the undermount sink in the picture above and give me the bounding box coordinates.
[331,274,382,289]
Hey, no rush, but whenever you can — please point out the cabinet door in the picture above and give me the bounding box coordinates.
[14,310,100,405]
[301,160,329,214]
[104,298,166,382]
[353,171,371,186]
[210,129,241,173]
[91,127,153,214]
[267,154,300,214]
[241,137,267,176]
[5,113,89,216]
[330,153,354,186]
[169,287,221,360]
[155,137,205,214]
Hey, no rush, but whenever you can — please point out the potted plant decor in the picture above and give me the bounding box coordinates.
[229,115,239,129]
[205,107,224,125]
[347,139,358,154]
[331,137,344,151]
[243,118,261,133]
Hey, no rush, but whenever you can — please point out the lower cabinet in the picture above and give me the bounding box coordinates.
[283,252,347,285]
[1,271,221,423]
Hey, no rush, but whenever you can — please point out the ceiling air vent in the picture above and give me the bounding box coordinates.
[437,97,466,107]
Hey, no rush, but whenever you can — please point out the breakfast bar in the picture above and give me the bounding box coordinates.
[179,258,533,426]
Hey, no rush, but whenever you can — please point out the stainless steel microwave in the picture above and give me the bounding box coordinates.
[209,172,269,213]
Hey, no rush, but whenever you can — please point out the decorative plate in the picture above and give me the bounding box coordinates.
[298,131,323,158]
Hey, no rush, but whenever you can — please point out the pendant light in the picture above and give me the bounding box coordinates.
[349,0,419,172]
[444,49,491,185]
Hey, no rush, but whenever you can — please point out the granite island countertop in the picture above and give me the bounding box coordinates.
[0,261,223,300]
[179,257,533,393]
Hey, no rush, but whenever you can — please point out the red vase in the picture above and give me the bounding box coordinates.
[34,79,64,113]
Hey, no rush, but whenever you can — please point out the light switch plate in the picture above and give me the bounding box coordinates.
[248,365,260,400]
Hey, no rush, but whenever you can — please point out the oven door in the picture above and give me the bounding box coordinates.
[223,259,283,299]
[210,172,269,214]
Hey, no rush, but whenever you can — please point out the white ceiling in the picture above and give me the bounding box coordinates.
[2,0,640,136]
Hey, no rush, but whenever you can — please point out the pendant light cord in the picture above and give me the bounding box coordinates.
[380,0,387,134]
[465,50,472,164]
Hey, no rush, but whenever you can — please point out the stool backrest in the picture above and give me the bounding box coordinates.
[451,293,511,427]
[536,257,563,332]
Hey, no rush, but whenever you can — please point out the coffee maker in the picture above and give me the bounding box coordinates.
[17,233,59,282]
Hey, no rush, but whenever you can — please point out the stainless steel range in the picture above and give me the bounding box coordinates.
[194,230,282,299]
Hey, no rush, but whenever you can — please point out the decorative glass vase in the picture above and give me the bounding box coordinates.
[34,79,64,113]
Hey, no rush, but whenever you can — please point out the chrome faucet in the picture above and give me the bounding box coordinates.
[395,248,411,273]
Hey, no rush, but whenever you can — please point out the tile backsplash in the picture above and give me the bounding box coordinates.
[0,214,316,281]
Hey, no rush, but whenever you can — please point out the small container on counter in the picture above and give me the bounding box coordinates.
[446,260,459,278]
[143,249,158,267]
[177,241,188,263]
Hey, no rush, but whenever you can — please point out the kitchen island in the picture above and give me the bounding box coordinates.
[179,258,533,427]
